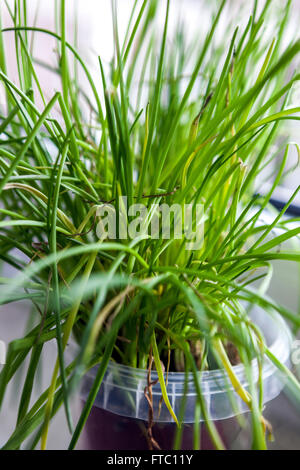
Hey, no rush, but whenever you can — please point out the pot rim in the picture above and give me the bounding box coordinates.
[84,306,291,392]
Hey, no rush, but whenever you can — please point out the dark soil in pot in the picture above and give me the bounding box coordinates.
[78,403,240,450]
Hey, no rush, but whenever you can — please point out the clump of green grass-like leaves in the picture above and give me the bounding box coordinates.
[0,0,300,450]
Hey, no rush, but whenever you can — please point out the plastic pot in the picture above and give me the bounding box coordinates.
[78,307,291,450]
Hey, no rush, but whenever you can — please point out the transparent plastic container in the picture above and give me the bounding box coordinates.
[81,308,291,422]
[78,307,291,449]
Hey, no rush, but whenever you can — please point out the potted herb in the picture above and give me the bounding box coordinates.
[0,0,300,450]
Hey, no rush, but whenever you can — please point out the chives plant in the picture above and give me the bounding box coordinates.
[0,0,300,450]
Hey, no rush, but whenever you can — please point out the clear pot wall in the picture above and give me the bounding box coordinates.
[78,307,291,450]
